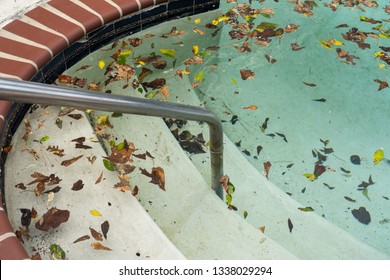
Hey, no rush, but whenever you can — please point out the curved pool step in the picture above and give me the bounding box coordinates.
[4,106,186,259]
[0,0,220,259]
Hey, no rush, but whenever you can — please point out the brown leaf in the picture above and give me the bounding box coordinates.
[95,172,104,184]
[35,208,70,231]
[67,114,83,120]
[90,227,103,241]
[263,161,272,178]
[240,69,255,80]
[288,218,293,233]
[150,167,165,191]
[73,235,90,244]
[242,105,258,111]
[71,137,85,144]
[47,145,65,157]
[91,242,112,251]
[101,221,110,240]
[71,179,84,191]
[22,118,32,141]
[132,185,139,196]
[34,181,46,196]
[303,81,317,87]
[61,155,83,167]
[374,79,389,91]
[114,176,131,192]
[15,183,26,190]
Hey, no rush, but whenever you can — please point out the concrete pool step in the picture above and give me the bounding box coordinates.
[174,83,390,260]
[4,105,296,259]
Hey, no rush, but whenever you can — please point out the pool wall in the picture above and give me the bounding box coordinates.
[0,0,219,260]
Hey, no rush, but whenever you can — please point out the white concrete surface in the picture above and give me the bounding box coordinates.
[0,0,49,27]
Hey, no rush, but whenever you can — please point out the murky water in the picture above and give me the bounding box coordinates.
[60,1,390,255]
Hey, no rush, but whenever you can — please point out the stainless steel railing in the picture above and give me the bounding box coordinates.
[0,78,223,198]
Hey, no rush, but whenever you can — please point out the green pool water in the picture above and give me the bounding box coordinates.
[59,0,390,256]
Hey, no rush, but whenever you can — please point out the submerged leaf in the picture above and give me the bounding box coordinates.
[91,242,112,251]
[373,148,384,165]
[352,207,371,225]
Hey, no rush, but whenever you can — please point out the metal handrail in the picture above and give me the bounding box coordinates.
[0,78,223,198]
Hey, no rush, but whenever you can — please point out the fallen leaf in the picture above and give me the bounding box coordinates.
[101,221,110,240]
[95,172,104,184]
[243,105,258,110]
[374,79,389,91]
[35,208,70,231]
[373,148,384,165]
[61,155,83,167]
[91,242,112,251]
[90,227,103,241]
[73,235,90,244]
[20,208,32,227]
[263,161,271,178]
[352,207,371,225]
[90,209,102,217]
[71,179,84,191]
[298,207,314,212]
[303,81,317,87]
[240,69,255,80]
[150,167,165,191]
[288,218,293,233]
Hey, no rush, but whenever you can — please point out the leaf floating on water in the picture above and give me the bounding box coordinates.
[95,172,104,184]
[373,148,384,165]
[313,98,326,102]
[288,218,293,233]
[91,242,112,251]
[90,209,102,217]
[73,235,90,244]
[257,145,263,155]
[352,207,371,225]
[61,155,83,167]
[35,208,70,231]
[298,207,314,212]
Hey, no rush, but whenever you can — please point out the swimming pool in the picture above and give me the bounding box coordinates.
[49,0,390,256]
[2,0,390,259]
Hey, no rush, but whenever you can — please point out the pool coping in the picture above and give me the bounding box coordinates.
[0,0,219,260]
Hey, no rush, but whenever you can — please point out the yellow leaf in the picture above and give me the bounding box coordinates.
[332,39,344,46]
[320,40,332,49]
[304,173,317,181]
[373,148,384,166]
[232,78,237,85]
[90,209,102,216]
[98,60,105,69]
[212,19,219,26]
[192,45,199,55]
[194,18,201,24]
[378,63,386,69]
[97,115,111,127]
[160,48,176,58]
[194,71,204,81]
